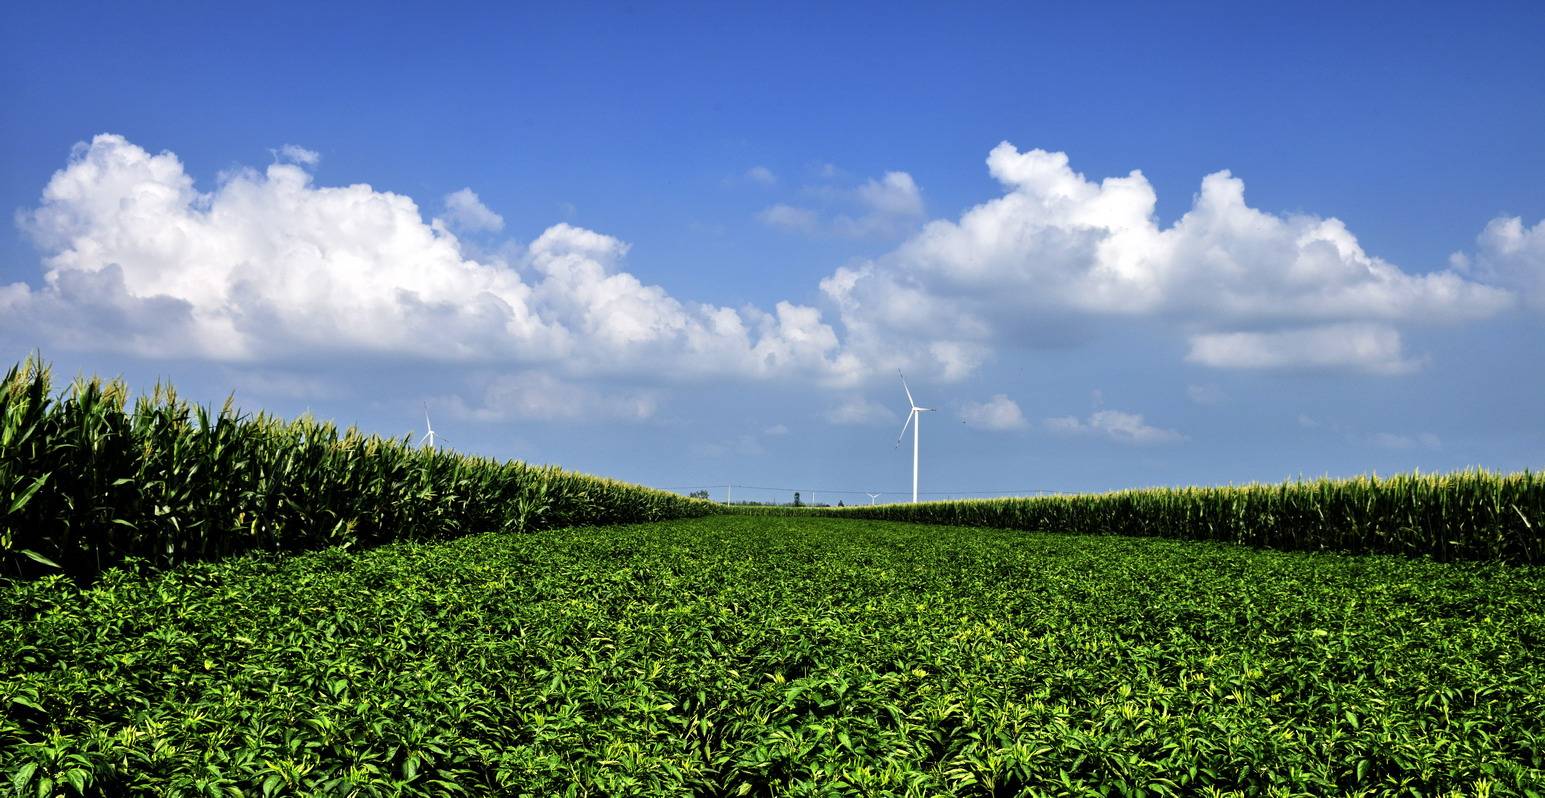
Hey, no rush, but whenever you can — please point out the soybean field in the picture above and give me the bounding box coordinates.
[4,515,1543,796]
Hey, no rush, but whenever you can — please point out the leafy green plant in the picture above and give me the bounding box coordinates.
[729,470,1545,564]
[2,515,1542,794]
[0,357,713,582]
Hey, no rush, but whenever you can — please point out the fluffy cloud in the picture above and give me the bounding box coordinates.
[758,169,924,239]
[441,188,505,233]
[855,172,924,217]
[824,143,1515,377]
[834,171,924,237]
[960,394,1028,430]
[4,134,1532,405]
[3,134,857,386]
[756,203,820,233]
[275,144,320,166]
[744,166,777,186]
[1045,410,1183,445]
[824,396,898,426]
[1453,216,1545,311]
[1186,323,1425,375]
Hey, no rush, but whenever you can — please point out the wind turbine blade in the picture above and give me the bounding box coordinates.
[418,432,431,445]
[423,403,433,431]
[894,409,914,447]
[898,369,914,408]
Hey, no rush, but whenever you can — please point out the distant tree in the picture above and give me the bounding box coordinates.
[793,492,802,507]
[837,500,845,507]
[688,489,710,500]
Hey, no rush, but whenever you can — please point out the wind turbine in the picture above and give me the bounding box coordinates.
[894,370,934,503]
[866,492,881,506]
[419,404,448,450]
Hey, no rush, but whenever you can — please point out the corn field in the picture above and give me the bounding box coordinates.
[0,358,714,581]
[5,355,1542,582]
[730,471,1545,563]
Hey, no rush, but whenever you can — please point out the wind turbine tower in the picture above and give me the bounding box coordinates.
[894,370,934,503]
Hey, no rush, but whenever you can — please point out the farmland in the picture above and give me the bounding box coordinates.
[728,470,1545,564]
[5,515,1543,796]
[1,359,713,583]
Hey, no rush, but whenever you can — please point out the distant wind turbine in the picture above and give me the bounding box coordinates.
[894,370,934,503]
[419,404,448,450]
[866,492,881,505]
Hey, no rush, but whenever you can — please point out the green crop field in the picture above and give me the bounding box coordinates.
[726,470,1545,565]
[4,515,1542,796]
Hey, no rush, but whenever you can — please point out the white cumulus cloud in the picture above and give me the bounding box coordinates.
[275,144,320,166]
[756,203,820,233]
[759,169,924,239]
[744,165,778,186]
[3,134,859,388]
[855,171,924,217]
[1186,323,1425,375]
[833,171,925,237]
[824,396,899,426]
[960,393,1028,430]
[1453,215,1545,311]
[823,142,1515,378]
[441,187,505,233]
[1045,409,1183,445]
[3,134,1532,399]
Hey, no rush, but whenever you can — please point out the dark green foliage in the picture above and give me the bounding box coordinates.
[0,358,712,581]
[4,515,1542,795]
[728,470,1545,564]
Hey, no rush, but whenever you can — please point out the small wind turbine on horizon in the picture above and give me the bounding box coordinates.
[866,492,881,505]
[894,370,934,504]
[419,404,448,450]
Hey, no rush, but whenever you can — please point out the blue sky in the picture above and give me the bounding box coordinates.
[3,2,1543,502]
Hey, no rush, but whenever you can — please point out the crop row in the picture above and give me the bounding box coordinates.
[729,470,1545,563]
[0,358,713,581]
[3,515,1542,795]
